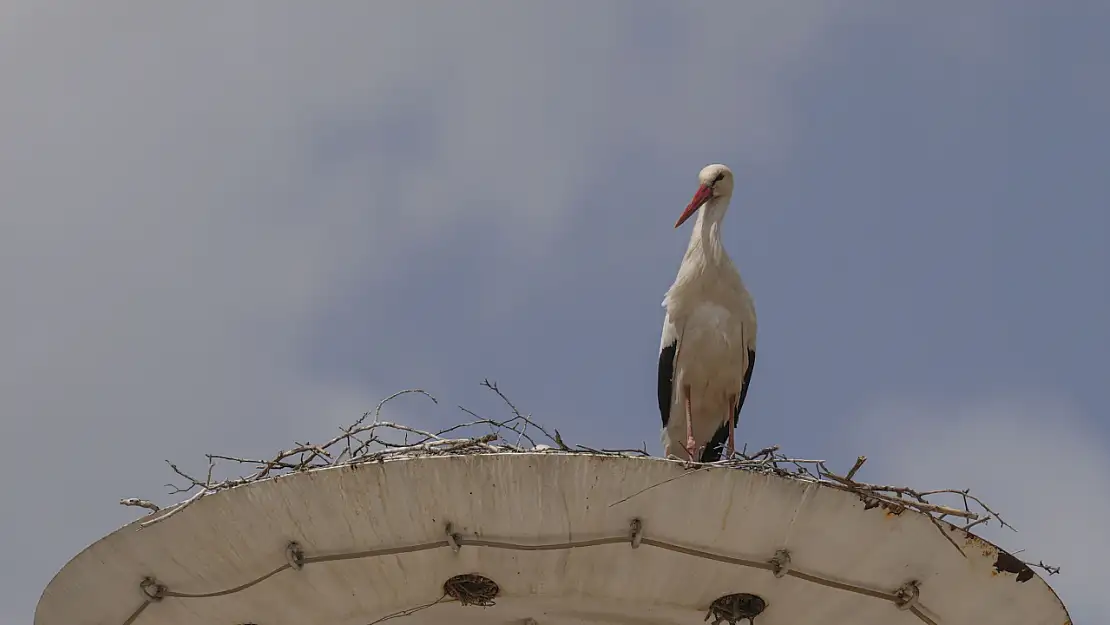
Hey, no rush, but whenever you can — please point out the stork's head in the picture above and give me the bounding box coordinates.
[674,163,734,228]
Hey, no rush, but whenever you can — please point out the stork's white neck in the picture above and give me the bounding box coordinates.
[684,195,732,265]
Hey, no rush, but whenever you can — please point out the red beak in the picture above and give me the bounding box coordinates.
[674,184,714,228]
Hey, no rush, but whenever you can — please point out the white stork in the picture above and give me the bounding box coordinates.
[657,163,758,462]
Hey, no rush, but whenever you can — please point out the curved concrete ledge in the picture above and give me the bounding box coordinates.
[35,453,1070,625]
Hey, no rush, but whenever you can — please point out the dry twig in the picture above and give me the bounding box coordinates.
[119,498,160,513]
[1027,560,1062,576]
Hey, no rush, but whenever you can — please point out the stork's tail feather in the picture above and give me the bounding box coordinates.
[699,422,731,463]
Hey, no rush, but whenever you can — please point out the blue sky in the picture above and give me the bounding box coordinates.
[2,3,1106,623]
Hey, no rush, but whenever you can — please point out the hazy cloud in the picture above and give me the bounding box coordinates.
[846,394,1107,623]
[3,3,1102,624]
[1,3,848,621]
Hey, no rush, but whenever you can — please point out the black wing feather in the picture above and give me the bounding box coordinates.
[699,347,757,463]
[657,340,678,428]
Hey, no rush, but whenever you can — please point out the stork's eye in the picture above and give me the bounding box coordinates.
[713,172,725,183]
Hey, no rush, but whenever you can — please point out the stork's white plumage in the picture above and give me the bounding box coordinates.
[657,164,757,462]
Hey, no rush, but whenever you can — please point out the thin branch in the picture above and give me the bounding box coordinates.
[846,456,867,481]
[119,498,160,513]
[1025,560,1061,576]
[481,379,568,450]
[139,489,209,528]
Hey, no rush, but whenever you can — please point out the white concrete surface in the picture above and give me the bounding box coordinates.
[34,453,1070,625]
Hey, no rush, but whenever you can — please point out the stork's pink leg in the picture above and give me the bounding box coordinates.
[683,384,697,459]
[726,393,738,460]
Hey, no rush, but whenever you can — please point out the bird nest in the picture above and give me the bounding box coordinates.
[442,573,500,607]
[119,381,1060,577]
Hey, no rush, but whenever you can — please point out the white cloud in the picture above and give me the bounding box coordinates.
[0,2,1037,622]
[845,394,1108,624]
[1,4,850,622]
